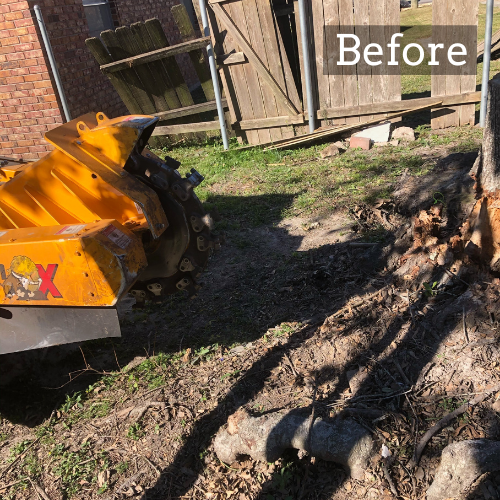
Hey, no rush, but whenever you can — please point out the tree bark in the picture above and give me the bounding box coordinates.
[213,410,373,480]
[463,73,500,269]
[427,440,500,500]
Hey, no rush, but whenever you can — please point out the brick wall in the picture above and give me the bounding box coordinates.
[1,0,201,160]
[27,0,127,120]
[0,0,62,160]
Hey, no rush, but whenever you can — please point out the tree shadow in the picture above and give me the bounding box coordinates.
[0,149,490,499]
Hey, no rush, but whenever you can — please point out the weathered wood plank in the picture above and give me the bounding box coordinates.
[353,0,373,121]
[274,5,304,135]
[100,30,157,115]
[431,0,451,129]
[256,0,295,139]
[243,0,282,141]
[207,2,253,143]
[459,0,478,126]
[323,0,346,126]
[210,2,299,116]
[338,0,359,124]
[100,37,211,73]
[153,99,228,120]
[114,26,170,112]
[266,101,443,150]
[317,91,481,119]
[386,0,401,114]
[171,4,215,102]
[85,37,143,114]
[368,0,387,122]
[152,120,221,135]
[235,114,305,130]
[129,22,181,110]
[217,51,246,65]
[145,19,195,108]
[311,0,330,126]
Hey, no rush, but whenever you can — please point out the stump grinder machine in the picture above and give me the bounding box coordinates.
[0,112,218,355]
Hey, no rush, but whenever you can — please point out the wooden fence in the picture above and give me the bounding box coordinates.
[87,0,482,146]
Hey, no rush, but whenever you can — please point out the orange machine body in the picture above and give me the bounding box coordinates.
[0,113,162,308]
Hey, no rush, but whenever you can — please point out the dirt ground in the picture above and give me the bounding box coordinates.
[1,138,500,500]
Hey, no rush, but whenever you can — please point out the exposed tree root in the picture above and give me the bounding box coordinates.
[213,410,373,480]
[427,440,500,500]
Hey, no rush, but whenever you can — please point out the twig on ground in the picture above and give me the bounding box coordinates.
[382,459,399,497]
[0,436,41,480]
[393,359,411,386]
[0,478,27,491]
[463,306,469,344]
[409,383,500,468]
[116,469,147,494]
[284,352,299,377]
[29,479,52,500]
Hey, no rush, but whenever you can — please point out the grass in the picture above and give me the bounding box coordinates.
[153,125,482,226]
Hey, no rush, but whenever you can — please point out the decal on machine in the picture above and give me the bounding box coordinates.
[56,224,86,235]
[102,225,131,249]
[0,256,62,300]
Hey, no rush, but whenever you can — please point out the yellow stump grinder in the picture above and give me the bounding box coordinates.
[0,112,218,354]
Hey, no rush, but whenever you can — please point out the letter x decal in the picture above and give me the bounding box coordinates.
[36,264,63,298]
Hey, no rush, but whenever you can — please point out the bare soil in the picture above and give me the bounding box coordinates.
[1,146,500,500]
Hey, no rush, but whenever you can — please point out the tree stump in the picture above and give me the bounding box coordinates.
[463,73,500,270]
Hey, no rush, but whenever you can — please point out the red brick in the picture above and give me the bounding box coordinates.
[8,27,28,36]
[1,142,15,148]
[0,21,15,30]
[24,131,43,139]
[9,2,30,12]
[0,6,11,14]
[0,92,11,99]
[19,34,38,43]
[16,82,34,90]
[0,84,16,92]
[37,117,55,125]
[5,76,24,84]
[16,139,34,146]
[23,74,41,82]
[12,147,30,154]
[19,96,38,104]
[5,51,25,61]
[4,120,21,127]
[1,36,20,46]
[14,43,33,52]
[4,11,23,21]
[350,136,372,151]
[8,136,26,144]
[28,64,47,74]
[19,118,37,126]
[14,18,34,28]
[33,80,52,89]
[1,148,13,154]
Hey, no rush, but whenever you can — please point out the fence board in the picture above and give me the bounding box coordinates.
[459,0,478,126]
[85,37,143,114]
[243,0,282,142]
[145,19,194,108]
[256,0,295,139]
[129,22,181,110]
[171,5,215,102]
[354,0,373,121]
[323,0,346,126]
[432,0,478,129]
[100,30,157,115]
[114,26,170,113]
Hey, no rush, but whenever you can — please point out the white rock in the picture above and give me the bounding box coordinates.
[352,121,391,143]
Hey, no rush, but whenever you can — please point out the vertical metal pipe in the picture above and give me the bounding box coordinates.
[480,0,494,127]
[34,5,71,122]
[198,0,229,150]
[297,0,315,133]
